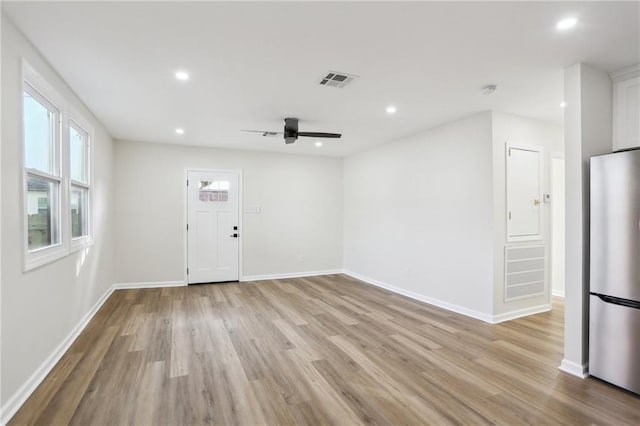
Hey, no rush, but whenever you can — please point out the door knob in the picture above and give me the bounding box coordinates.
[230,233,238,238]
[533,199,541,205]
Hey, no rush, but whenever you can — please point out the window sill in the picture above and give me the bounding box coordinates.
[71,236,94,253]
[24,244,68,272]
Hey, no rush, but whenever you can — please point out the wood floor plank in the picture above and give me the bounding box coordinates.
[9,278,640,425]
[7,352,83,425]
[30,325,119,425]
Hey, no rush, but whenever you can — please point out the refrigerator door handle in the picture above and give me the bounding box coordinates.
[592,293,640,310]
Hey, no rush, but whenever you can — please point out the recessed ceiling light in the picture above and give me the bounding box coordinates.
[315,141,323,148]
[175,128,185,135]
[175,71,190,81]
[560,101,567,108]
[556,17,578,31]
[386,105,397,114]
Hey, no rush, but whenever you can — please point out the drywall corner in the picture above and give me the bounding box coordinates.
[563,63,612,372]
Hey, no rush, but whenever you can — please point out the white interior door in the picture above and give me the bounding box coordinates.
[507,146,543,240]
[187,170,239,283]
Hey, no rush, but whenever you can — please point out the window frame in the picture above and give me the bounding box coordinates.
[22,62,69,271]
[22,60,95,271]
[68,108,94,252]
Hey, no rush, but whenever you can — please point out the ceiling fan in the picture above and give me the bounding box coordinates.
[242,117,341,144]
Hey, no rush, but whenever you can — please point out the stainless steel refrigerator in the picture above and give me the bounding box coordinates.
[589,148,640,394]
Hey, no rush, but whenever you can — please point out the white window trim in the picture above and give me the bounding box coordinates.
[22,60,95,271]
[69,107,94,252]
[22,61,70,271]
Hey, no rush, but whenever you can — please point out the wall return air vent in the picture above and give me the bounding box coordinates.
[319,71,358,88]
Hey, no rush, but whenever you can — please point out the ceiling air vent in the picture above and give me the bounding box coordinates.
[319,71,358,88]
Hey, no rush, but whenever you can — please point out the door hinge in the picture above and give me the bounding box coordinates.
[186,179,189,186]
[508,148,511,156]
[187,268,189,275]
[508,211,512,220]
[186,224,189,231]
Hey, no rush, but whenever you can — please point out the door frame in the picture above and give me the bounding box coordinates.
[505,143,544,243]
[550,152,565,298]
[183,168,243,285]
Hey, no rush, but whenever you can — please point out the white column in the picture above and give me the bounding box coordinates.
[561,63,612,377]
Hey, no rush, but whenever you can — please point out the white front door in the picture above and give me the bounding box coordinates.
[507,146,543,240]
[187,170,240,283]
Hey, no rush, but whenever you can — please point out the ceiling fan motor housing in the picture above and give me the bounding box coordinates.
[284,117,299,144]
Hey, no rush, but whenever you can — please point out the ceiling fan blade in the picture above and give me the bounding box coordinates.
[297,132,342,139]
[241,130,283,136]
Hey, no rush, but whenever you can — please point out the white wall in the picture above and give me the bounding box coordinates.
[491,112,563,317]
[343,112,495,318]
[552,157,565,297]
[562,63,612,377]
[1,16,115,415]
[113,140,343,283]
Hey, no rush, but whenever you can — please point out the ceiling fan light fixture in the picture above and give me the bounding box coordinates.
[386,105,397,114]
[315,141,323,147]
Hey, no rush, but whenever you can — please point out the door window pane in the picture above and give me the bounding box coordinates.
[70,125,87,183]
[24,91,56,174]
[199,180,229,202]
[70,185,88,238]
[27,174,59,250]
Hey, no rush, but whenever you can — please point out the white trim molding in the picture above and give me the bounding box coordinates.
[491,304,551,323]
[344,270,552,324]
[0,286,115,425]
[343,270,494,323]
[241,269,343,282]
[112,280,186,289]
[552,289,565,298]
[559,359,589,378]
[610,63,640,81]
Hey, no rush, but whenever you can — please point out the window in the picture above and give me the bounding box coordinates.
[199,180,229,202]
[22,61,93,271]
[69,119,91,244]
[23,73,65,270]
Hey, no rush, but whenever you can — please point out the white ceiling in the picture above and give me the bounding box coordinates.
[3,1,639,157]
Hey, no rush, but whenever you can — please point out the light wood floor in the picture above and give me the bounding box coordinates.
[10,274,640,425]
